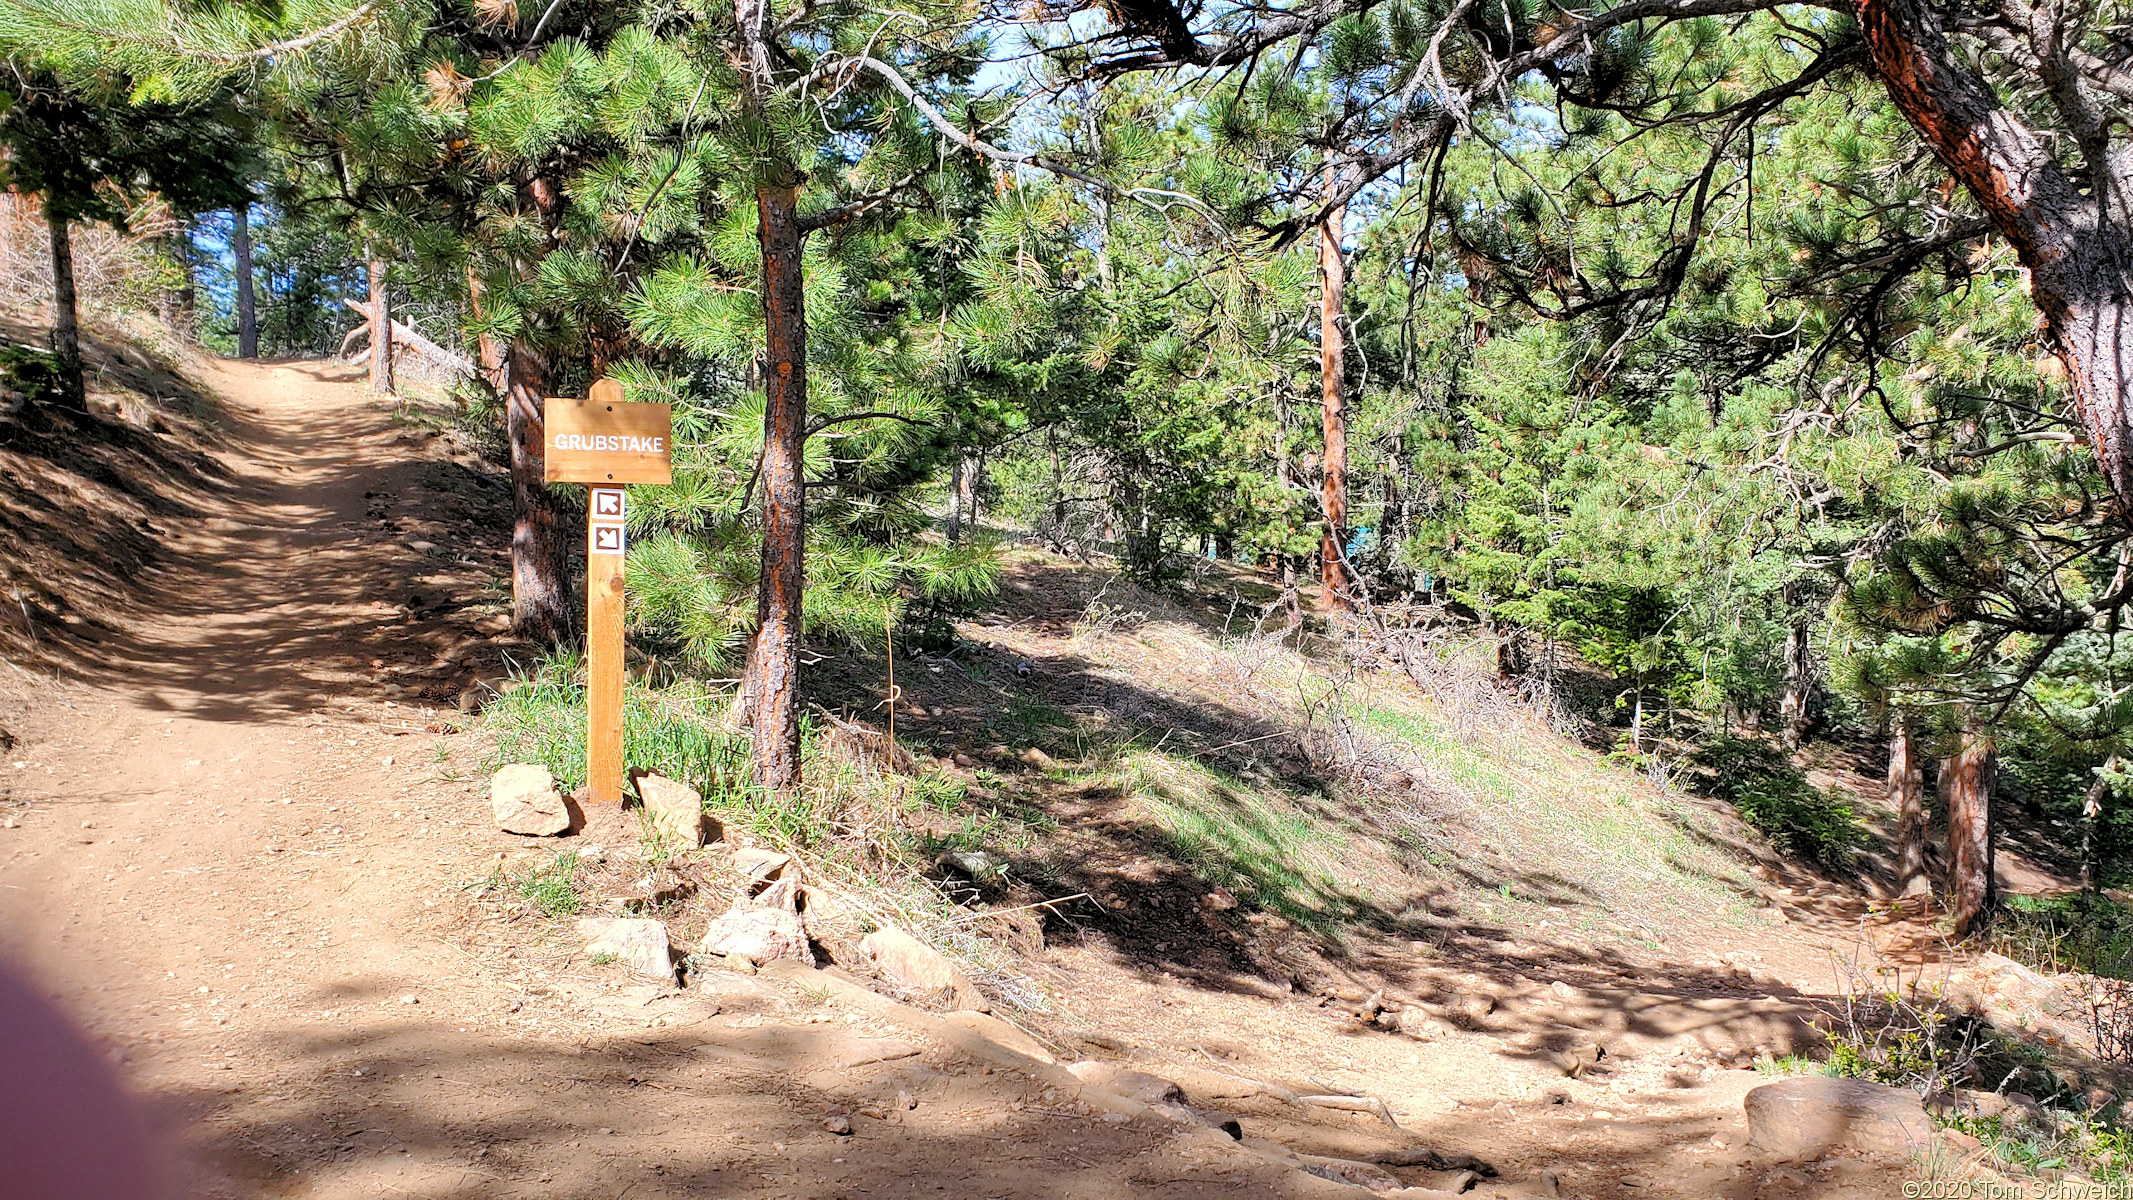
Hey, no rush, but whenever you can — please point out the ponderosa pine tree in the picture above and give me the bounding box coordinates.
[0,72,251,406]
[1068,0,2133,508]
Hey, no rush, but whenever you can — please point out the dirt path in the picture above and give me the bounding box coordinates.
[0,358,1952,1200]
[0,361,1368,1200]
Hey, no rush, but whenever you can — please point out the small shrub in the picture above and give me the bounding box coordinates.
[1988,892,2133,979]
[1690,736,1867,867]
[517,851,581,917]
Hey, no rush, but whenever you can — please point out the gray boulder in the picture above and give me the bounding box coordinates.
[1745,1076,1931,1159]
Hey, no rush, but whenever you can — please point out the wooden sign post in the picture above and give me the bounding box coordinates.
[544,379,672,807]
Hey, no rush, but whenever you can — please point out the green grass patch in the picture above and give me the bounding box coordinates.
[517,850,582,916]
[1119,750,1347,927]
[1988,892,2133,978]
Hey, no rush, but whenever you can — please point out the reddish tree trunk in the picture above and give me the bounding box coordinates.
[1889,720,1928,899]
[504,341,571,643]
[367,255,394,396]
[1941,727,1997,937]
[1855,0,2133,498]
[749,179,808,797]
[465,264,507,396]
[1318,174,1351,611]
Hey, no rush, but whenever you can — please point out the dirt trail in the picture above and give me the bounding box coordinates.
[0,361,1354,1200]
[0,358,1942,1200]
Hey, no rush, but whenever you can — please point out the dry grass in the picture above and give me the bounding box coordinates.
[0,193,181,320]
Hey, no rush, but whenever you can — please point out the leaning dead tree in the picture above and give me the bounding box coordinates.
[336,297,476,378]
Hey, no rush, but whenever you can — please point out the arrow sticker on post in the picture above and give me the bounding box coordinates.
[592,487,626,520]
[591,523,625,555]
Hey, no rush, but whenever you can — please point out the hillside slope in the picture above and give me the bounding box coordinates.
[0,343,1990,1200]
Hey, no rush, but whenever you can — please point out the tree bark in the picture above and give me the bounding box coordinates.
[1779,618,1813,749]
[2083,755,2116,893]
[946,455,964,545]
[367,255,394,395]
[750,179,809,798]
[234,203,258,359]
[959,451,981,539]
[1941,726,1998,937]
[45,201,83,409]
[463,264,508,395]
[504,342,571,643]
[1889,719,1929,900]
[1855,0,2133,499]
[1318,170,1352,612]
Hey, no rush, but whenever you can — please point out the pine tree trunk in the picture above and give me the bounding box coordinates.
[504,342,571,643]
[1889,719,1929,899]
[464,264,507,395]
[45,200,83,409]
[172,223,196,343]
[946,456,964,545]
[1854,0,2133,500]
[750,179,808,798]
[367,256,394,395]
[1942,727,1997,937]
[2082,756,2115,893]
[234,204,258,359]
[960,451,981,538]
[1779,619,1812,749]
[1317,172,1352,612]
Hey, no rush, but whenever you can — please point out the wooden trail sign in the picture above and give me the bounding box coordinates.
[544,379,673,806]
[544,378,673,485]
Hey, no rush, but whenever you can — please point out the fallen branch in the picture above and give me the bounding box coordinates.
[339,298,476,375]
[1369,1146,1498,1175]
[1297,1093,1402,1127]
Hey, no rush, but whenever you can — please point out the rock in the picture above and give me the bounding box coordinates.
[941,1010,1054,1063]
[1397,1008,1455,1040]
[2004,1092,2052,1130]
[578,917,675,981]
[1552,1043,1603,1078]
[936,848,1005,877]
[1374,1009,1401,1031]
[491,763,571,836]
[862,926,988,1011]
[1744,1076,1932,1158]
[1946,951,2089,1049]
[1065,1061,1187,1106]
[1457,994,1495,1027]
[731,847,791,882]
[1295,1153,1405,1192]
[699,876,814,966]
[636,773,714,849]
[821,1115,853,1136]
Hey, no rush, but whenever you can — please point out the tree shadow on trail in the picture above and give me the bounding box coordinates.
[5,356,520,724]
